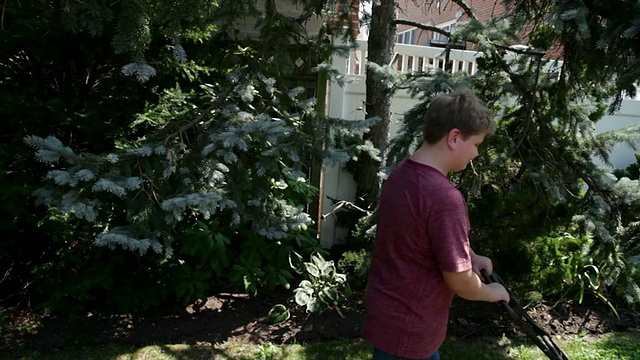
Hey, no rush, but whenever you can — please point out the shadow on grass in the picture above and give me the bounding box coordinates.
[300,338,372,360]
[299,336,519,360]
[442,336,522,360]
[574,332,640,359]
[7,332,639,360]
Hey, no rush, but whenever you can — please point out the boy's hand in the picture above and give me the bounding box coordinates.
[469,250,509,302]
[470,252,493,276]
[486,283,510,303]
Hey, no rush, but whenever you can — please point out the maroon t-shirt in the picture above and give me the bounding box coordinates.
[362,158,472,358]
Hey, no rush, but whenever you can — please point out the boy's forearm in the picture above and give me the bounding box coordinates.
[442,269,493,301]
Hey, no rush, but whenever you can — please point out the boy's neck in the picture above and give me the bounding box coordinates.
[409,141,450,176]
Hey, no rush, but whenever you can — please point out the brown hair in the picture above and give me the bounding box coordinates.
[422,89,496,144]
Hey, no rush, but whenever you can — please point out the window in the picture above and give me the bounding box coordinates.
[428,21,466,49]
[397,29,417,44]
[432,23,457,42]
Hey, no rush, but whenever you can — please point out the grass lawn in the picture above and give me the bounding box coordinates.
[3,332,639,360]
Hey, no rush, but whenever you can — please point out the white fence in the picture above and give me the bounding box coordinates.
[344,40,482,75]
[319,41,640,248]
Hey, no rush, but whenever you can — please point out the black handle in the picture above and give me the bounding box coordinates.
[479,269,569,360]
[480,269,513,311]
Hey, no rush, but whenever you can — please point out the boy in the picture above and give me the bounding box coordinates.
[362,89,510,360]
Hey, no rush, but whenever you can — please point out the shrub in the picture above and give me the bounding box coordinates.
[291,252,350,316]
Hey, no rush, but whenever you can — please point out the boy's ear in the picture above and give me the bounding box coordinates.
[447,128,462,149]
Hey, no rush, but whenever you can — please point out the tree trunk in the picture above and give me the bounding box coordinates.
[355,0,397,209]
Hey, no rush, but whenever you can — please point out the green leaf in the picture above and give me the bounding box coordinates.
[311,253,326,268]
[299,280,313,289]
[203,234,214,253]
[209,256,220,273]
[279,268,294,279]
[294,291,311,306]
[194,268,211,281]
[323,288,339,302]
[289,251,305,274]
[307,298,322,313]
[214,234,229,267]
[176,282,188,299]
[266,304,290,325]
[305,263,319,277]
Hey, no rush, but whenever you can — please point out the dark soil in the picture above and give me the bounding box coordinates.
[3,290,639,354]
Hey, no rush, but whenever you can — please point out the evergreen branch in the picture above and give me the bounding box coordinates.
[541,118,613,202]
[514,56,543,155]
[492,42,547,57]
[392,19,451,38]
[1,0,7,30]
[451,0,478,22]
[481,47,542,159]
[394,20,545,58]
[321,196,372,219]
[137,161,162,206]
[162,74,243,144]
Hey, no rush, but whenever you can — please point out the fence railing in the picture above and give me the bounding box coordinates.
[345,39,482,75]
[344,40,575,77]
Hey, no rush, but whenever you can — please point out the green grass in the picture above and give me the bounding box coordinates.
[3,332,639,360]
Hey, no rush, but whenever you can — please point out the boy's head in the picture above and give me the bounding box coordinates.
[422,89,496,145]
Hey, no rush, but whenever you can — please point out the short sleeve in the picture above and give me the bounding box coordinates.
[427,188,472,273]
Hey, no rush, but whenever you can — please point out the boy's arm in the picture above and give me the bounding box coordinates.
[442,269,510,302]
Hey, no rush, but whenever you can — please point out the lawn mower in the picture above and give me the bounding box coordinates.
[481,270,569,360]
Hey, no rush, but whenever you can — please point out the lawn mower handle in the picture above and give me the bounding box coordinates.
[480,269,570,360]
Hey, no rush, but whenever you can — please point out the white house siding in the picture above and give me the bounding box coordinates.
[595,99,640,170]
[320,51,362,248]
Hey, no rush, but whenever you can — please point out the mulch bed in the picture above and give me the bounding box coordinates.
[3,290,639,353]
